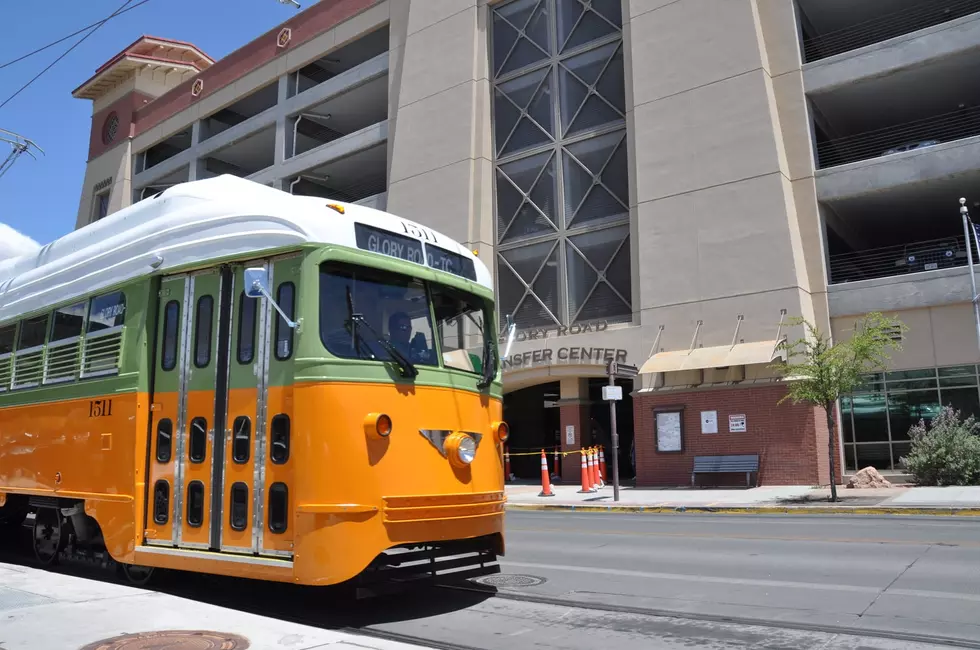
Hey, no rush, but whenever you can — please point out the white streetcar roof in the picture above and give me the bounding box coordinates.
[0,175,492,324]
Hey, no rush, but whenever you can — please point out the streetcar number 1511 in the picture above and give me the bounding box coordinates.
[89,399,113,418]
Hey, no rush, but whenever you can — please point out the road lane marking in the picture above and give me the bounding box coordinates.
[501,560,980,604]
[505,525,980,547]
[501,560,882,594]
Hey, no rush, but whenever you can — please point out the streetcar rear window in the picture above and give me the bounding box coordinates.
[186,481,205,527]
[88,291,126,333]
[161,301,180,371]
[268,482,288,534]
[18,315,48,350]
[193,295,214,368]
[189,417,207,463]
[232,416,251,463]
[0,324,15,355]
[237,291,258,365]
[153,480,169,525]
[274,282,295,361]
[230,482,249,531]
[319,264,436,367]
[50,302,86,342]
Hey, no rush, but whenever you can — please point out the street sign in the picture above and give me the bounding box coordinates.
[607,361,638,378]
[602,385,623,401]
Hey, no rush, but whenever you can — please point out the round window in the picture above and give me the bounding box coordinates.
[102,112,120,145]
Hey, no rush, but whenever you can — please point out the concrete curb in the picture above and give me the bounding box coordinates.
[505,503,980,516]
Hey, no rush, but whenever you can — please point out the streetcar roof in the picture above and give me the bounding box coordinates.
[0,175,493,323]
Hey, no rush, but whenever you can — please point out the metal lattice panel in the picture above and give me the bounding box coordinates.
[491,0,631,330]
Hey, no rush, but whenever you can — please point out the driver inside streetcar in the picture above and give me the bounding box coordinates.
[388,310,431,364]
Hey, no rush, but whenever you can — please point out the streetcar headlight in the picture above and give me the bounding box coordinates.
[365,412,392,439]
[492,421,509,443]
[457,437,477,464]
[445,432,477,468]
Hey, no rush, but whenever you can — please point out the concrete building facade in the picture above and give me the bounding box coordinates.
[71,0,980,486]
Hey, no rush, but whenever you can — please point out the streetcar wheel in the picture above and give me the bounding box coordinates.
[120,563,155,586]
[32,508,64,565]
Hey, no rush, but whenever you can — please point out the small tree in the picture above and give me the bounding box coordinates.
[771,312,905,502]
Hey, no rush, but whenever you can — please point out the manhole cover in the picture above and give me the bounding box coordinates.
[472,573,546,588]
[79,631,250,650]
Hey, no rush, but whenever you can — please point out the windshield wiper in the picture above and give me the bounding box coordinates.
[469,312,495,389]
[477,336,496,389]
[345,287,418,379]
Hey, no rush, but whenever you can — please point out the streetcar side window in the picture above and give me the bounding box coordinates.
[153,480,169,524]
[186,481,205,527]
[230,482,249,531]
[193,295,214,368]
[237,291,258,365]
[50,302,86,342]
[18,315,48,350]
[161,300,180,371]
[0,324,16,355]
[268,482,288,534]
[189,417,207,463]
[232,416,251,463]
[87,291,126,333]
[274,282,295,361]
[156,418,173,463]
[431,287,489,375]
[270,414,290,464]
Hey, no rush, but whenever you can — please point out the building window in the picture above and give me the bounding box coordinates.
[491,0,631,330]
[841,365,980,472]
[92,190,110,221]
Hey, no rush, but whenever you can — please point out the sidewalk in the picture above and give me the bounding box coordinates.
[504,482,980,515]
[0,561,424,650]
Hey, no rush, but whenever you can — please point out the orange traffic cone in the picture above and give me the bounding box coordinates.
[599,447,608,485]
[538,450,555,497]
[588,447,599,490]
[577,449,594,493]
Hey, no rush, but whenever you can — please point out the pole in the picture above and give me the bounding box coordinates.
[608,372,620,502]
[961,198,980,352]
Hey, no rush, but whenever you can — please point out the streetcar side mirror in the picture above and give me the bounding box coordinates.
[244,267,300,331]
[244,268,269,299]
[502,313,517,358]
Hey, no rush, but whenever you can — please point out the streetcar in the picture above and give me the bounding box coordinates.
[0,174,514,590]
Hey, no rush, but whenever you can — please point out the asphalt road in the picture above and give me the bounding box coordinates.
[482,511,980,644]
[3,512,980,649]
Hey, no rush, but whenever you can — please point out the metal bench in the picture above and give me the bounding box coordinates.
[691,454,759,488]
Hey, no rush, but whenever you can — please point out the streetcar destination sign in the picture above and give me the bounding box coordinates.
[355,223,477,281]
[356,223,424,265]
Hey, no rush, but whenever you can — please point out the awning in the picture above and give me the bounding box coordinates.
[638,340,783,375]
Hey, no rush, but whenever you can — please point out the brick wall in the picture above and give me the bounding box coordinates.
[633,384,842,487]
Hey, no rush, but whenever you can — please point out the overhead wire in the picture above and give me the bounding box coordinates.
[0,0,150,72]
[0,0,146,112]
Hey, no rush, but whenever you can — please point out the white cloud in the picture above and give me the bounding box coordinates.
[0,223,41,261]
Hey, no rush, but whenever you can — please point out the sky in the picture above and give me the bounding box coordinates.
[0,0,302,247]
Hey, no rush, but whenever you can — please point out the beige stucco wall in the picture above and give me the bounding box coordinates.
[832,304,980,372]
[625,0,823,366]
[386,0,494,263]
[74,141,133,230]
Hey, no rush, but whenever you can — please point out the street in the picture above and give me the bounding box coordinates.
[4,511,980,649]
[489,511,980,644]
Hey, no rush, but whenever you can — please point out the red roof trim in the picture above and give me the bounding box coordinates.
[75,35,213,96]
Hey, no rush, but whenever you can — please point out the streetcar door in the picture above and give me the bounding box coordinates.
[145,274,189,547]
[175,268,225,549]
[218,257,298,557]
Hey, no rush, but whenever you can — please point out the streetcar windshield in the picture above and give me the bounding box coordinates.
[319,263,491,377]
